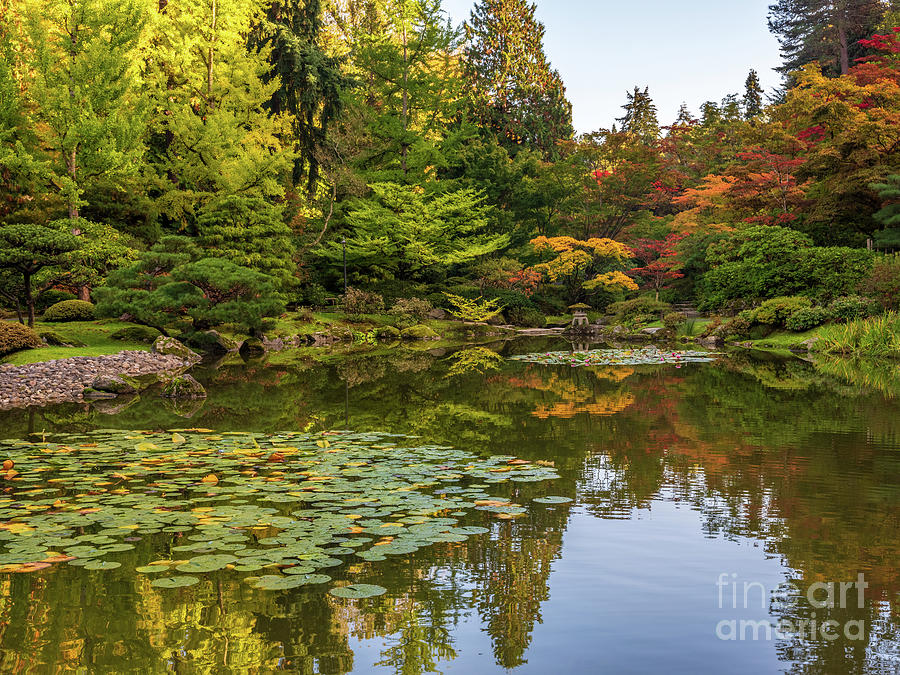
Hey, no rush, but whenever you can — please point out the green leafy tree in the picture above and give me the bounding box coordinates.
[19,0,149,220]
[318,182,509,280]
[0,222,81,326]
[871,174,900,246]
[196,195,297,288]
[463,0,573,158]
[145,0,293,227]
[95,237,285,335]
[743,69,765,119]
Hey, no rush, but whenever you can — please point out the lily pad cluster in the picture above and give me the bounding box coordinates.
[509,348,717,368]
[0,429,561,593]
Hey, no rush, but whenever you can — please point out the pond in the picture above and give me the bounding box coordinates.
[0,338,898,674]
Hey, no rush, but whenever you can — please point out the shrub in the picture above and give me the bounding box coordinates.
[699,317,722,339]
[859,255,900,310]
[443,293,504,322]
[389,297,433,321]
[785,307,832,332]
[43,299,96,322]
[753,296,812,327]
[341,288,384,315]
[110,325,162,343]
[721,315,753,338]
[0,321,43,356]
[608,297,671,324]
[663,312,686,330]
[828,296,882,323]
[299,283,328,308]
[35,290,77,312]
[507,307,545,328]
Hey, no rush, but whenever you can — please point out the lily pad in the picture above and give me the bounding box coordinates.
[329,583,387,599]
[533,496,573,504]
[151,575,199,588]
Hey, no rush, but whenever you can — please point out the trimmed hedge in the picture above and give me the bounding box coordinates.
[0,321,43,356]
[43,299,95,322]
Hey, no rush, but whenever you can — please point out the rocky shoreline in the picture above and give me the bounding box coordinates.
[0,349,196,410]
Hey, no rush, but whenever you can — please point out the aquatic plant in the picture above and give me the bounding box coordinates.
[0,430,560,592]
[509,348,717,368]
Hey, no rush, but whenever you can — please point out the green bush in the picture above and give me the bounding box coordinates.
[35,290,77,312]
[721,315,753,338]
[110,325,162,343]
[299,283,328,308]
[785,307,832,332]
[663,312,686,330]
[608,297,671,324]
[43,299,96,322]
[859,254,900,310]
[341,288,384,315]
[0,321,43,356]
[507,307,545,328]
[828,296,882,323]
[753,296,812,326]
[389,297,433,321]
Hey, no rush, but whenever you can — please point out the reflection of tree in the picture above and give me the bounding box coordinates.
[444,346,503,378]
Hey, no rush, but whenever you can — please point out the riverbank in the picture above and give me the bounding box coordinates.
[0,350,196,410]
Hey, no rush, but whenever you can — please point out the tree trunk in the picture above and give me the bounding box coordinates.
[23,270,34,328]
[838,22,849,75]
[77,286,91,302]
[66,148,79,219]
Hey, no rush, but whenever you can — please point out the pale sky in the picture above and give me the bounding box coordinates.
[442,0,784,133]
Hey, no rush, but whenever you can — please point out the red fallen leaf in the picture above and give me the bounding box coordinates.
[2,460,13,471]
[507,459,530,465]
[11,562,51,573]
[267,452,285,463]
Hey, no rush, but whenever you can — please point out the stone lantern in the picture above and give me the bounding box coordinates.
[568,303,591,328]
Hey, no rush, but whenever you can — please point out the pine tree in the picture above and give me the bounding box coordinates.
[768,0,886,77]
[251,0,347,194]
[616,87,659,143]
[743,69,765,119]
[463,0,573,158]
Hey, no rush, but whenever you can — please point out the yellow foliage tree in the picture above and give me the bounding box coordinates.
[528,236,637,303]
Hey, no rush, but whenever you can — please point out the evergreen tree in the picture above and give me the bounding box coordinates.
[251,0,348,194]
[145,0,293,227]
[743,69,765,119]
[616,87,659,143]
[463,0,573,158]
[768,0,886,77]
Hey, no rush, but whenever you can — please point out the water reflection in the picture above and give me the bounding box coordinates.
[0,342,898,673]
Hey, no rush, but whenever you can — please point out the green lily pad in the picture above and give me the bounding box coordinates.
[151,575,200,588]
[533,496,573,504]
[329,583,387,599]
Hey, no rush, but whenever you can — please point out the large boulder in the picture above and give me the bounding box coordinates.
[374,325,401,340]
[427,308,449,320]
[152,336,201,363]
[183,330,239,354]
[400,324,440,341]
[239,337,266,358]
[161,374,207,399]
[90,375,139,395]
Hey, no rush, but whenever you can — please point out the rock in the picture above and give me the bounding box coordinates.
[427,308,449,320]
[91,375,139,395]
[38,330,84,347]
[611,325,629,336]
[400,325,440,340]
[239,337,266,358]
[642,327,664,335]
[151,336,200,363]
[110,325,162,344]
[262,336,285,352]
[82,387,118,400]
[374,325,401,340]
[486,314,506,326]
[181,330,238,354]
[161,374,206,399]
[799,337,821,352]
[698,336,724,348]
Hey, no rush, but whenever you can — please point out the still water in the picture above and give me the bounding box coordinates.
[0,338,898,674]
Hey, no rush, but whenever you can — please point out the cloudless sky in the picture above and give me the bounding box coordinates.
[441,0,784,133]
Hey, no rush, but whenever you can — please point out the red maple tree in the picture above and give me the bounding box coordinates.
[627,233,686,300]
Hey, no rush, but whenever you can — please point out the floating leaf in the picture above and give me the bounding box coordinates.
[533,496,573,504]
[151,575,200,588]
[329,583,387,599]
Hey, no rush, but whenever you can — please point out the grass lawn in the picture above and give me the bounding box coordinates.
[2,320,149,366]
[744,327,823,351]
